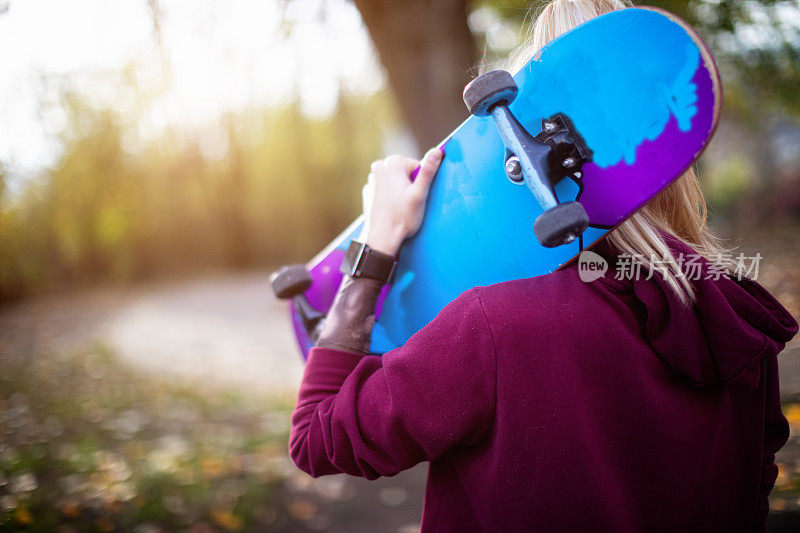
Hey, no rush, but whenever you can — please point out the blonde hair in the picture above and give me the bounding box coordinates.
[502,0,734,303]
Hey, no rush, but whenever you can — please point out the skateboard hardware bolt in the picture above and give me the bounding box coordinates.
[543,122,556,133]
[505,156,524,182]
[563,157,576,168]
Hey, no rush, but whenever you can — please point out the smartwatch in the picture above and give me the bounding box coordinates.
[340,240,397,284]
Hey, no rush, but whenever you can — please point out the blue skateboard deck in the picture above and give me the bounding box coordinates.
[281,7,721,358]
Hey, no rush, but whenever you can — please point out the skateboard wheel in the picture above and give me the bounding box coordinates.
[271,264,312,300]
[533,201,590,248]
[463,70,518,117]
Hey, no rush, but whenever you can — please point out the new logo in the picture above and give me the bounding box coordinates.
[578,251,608,282]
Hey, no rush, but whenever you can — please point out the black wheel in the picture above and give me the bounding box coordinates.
[271,264,312,300]
[462,70,518,117]
[533,201,589,248]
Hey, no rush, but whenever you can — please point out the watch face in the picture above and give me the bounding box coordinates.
[343,241,365,276]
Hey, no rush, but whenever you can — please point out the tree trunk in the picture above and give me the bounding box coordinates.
[353,0,475,151]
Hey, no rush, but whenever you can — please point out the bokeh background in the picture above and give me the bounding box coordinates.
[1,0,799,531]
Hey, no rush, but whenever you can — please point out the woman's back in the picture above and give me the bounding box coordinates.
[291,238,796,532]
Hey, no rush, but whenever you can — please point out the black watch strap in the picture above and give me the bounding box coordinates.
[340,241,397,284]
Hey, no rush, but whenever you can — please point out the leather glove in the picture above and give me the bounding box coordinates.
[315,276,383,354]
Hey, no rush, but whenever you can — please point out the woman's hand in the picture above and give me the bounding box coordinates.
[361,147,444,257]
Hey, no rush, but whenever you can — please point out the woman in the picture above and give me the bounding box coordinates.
[289,1,798,531]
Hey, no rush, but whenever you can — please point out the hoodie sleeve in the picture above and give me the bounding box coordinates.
[753,354,790,532]
[289,288,497,479]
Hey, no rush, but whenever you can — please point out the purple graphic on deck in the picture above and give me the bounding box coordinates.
[578,59,715,227]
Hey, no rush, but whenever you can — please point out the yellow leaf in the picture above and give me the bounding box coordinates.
[288,500,316,521]
[201,457,225,478]
[211,508,243,531]
[14,507,33,525]
[784,404,800,433]
[775,463,790,489]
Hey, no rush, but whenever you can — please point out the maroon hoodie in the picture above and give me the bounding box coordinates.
[290,238,797,532]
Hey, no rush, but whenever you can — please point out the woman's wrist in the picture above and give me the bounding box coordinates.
[365,226,403,257]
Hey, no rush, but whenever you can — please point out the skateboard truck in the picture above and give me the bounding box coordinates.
[271,264,325,343]
[463,70,591,247]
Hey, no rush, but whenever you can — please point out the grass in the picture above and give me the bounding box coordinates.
[0,344,296,532]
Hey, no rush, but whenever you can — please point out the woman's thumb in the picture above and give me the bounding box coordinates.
[414,147,443,191]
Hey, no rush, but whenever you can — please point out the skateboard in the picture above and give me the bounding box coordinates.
[272,6,721,359]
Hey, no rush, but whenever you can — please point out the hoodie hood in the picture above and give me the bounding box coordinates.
[597,236,797,392]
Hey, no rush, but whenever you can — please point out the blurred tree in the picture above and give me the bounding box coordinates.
[352,0,476,149]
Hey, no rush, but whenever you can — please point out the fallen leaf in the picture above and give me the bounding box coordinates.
[15,507,33,525]
[288,500,316,521]
[211,508,243,531]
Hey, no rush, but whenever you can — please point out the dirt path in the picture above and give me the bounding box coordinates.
[0,273,304,393]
